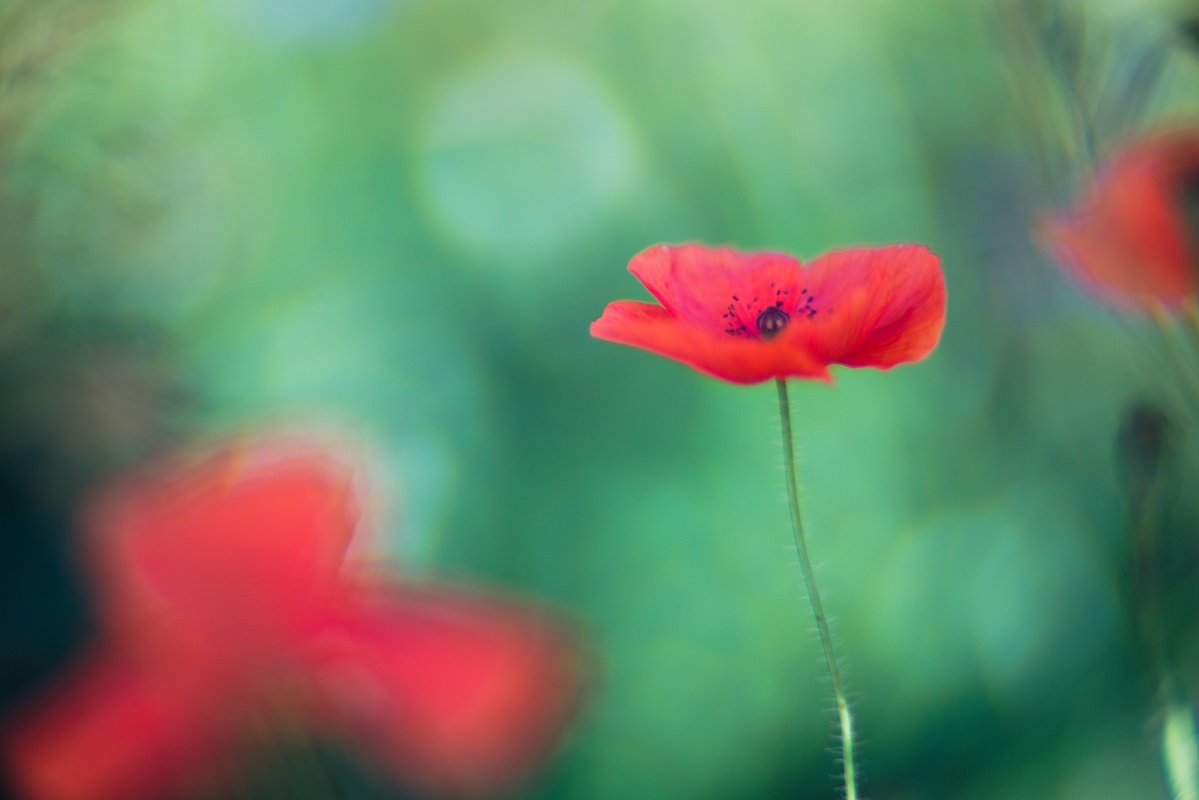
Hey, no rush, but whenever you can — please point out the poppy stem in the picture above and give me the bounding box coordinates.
[775,378,858,800]
[1150,309,1199,399]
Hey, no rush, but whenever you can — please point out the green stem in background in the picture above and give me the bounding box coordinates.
[1150,309,1199,404]
[1132,487,1199,800]
[776,378,857,800]
[1182,302,1199,363]
[1120,404,1199,800]
[1071,83,1098,174]
[1161,682,1199,800]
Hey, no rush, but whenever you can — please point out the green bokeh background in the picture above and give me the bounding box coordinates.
[6,0,1199,798]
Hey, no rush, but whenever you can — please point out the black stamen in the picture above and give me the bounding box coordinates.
[756,306,790,339]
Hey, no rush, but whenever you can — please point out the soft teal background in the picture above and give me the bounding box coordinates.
[6,0,1199,798]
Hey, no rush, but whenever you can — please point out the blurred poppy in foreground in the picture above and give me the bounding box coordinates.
[1040,125,1199,309]
[1,439,584,800]
[590,243,946,384]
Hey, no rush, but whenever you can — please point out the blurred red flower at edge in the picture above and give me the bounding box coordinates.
[1,440,584,800]
[1039,125,1199,309]
[590,243,946,384]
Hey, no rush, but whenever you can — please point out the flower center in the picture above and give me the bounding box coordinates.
[755,306,790,339]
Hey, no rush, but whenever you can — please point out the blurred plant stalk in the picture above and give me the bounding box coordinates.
[1163,695,1199,800]
[1118,403,1199,800]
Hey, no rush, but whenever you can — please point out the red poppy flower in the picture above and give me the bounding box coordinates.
[1039,125,1199,308]
[2,439,583,800]
[590,243,946,384]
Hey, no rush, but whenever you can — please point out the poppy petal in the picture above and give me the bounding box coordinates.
[796,244,946,369]
[89,440,358,659]
[2,658,225,800]
[591,300,831,384]
[305,582,584,798]
[1040,126,1199,307]
[1037,212,1179,304]
[628,244,808,331]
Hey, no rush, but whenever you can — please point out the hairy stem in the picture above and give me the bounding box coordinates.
[776,378,857,800]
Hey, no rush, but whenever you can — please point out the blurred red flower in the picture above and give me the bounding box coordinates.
[1040,126,1199,309]
[1,440,583,800]
[590,243,946,384]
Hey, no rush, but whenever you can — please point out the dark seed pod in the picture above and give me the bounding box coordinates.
[1115,401,1172,513]
[755,306,790,340]
[1179,16,1199,50]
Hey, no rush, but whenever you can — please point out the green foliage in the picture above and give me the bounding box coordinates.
[6,0,1199,797]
